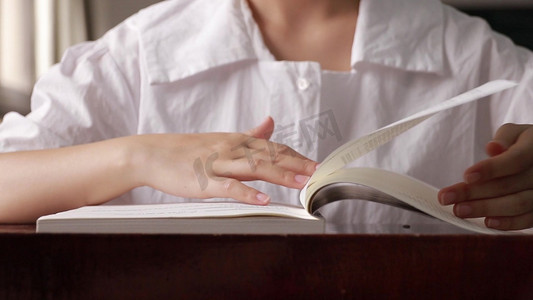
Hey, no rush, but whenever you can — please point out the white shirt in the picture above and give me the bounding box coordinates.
[1,0,532,227]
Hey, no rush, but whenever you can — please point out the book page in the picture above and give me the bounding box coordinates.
[301,80,517,208]
[38,202,319,221]
[306,168,519,235]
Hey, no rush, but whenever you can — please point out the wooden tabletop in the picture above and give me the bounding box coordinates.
[1,225,532,300]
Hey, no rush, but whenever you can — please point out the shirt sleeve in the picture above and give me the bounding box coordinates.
[479,23,533,128]
[0,22,141,152]
[493,49,533,126]
[443,5,533,137]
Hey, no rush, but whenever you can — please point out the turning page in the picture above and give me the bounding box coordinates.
[299,80,527,235]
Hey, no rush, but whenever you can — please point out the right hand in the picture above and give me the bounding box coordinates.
[128,117,317,205]
[439,123,533,230]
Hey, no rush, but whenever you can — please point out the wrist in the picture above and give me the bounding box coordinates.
[114,135,150,189]
[78,137,142,206]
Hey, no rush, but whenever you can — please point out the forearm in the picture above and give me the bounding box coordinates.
[0,137,140,223]
[0,127,317,224]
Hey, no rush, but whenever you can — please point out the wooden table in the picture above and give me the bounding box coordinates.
[1,225,532,299]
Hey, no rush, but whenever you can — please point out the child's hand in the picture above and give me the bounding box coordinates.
[439,124,533,230]
[129,117,317,205]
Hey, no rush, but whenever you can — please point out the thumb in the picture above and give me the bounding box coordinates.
[245,116,275,140]
[486,124,528,157]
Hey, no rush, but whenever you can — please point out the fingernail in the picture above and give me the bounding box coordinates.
[295,175,310,184]
[486,218,501,228]
[256,193,270,204]
[465,172,481,184]
[315,163,321,170]
[455,204,473,217]
[440,191,456,205]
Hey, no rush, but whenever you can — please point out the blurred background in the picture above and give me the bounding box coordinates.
[0,0,532,117]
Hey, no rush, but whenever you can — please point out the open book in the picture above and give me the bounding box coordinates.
[37,80,526,235]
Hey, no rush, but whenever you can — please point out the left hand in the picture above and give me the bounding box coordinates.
[438,123,533,231]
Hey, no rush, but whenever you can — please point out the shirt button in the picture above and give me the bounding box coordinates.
[297,78,310,91]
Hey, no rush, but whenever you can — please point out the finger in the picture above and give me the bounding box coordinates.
[485,213,533,231]
[453,190,533,218]
[204,177,270,205]
[268,152,317,176]
[230,140,317,173]
[463,126,533,184]
[230,148,317,176]
[438,182,469,205]
[212,158,310,189]
[485,141,507,157]
[444,168,533,202]
[267,142,313,162]
[489,123,530,155]
[244,116,274,140]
